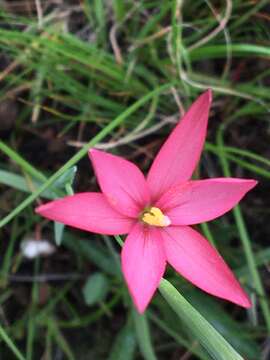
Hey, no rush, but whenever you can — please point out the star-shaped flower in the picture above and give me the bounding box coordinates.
[36,90,256,313]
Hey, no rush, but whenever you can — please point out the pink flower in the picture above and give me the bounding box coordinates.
[36,90,256,313]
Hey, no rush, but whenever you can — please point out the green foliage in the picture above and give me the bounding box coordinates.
[159,279,244,360]
[108,322,136,360]
[82,273,109,306]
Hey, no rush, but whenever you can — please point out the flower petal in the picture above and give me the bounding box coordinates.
[156,178,257,225]
[89,149,150,218]
[147,90,212,201]
[121,223,166,313]
[35,193,134,235]
[162,226,251,308]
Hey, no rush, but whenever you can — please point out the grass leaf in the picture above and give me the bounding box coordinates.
[159,279,244,360]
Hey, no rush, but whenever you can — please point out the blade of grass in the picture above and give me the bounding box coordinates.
[217,125,270,332]
[0,140,46,182]
[206,143,270,168]
[189,44,270,61]
[148,312,210,360]
[230,0,269,29]
[0,169,55,199]
[47,318,75,360]
[108,321,136,360]
[159,279,244,360]
[200,222,216,248]
[132,310,157,360]
[0,217,18,286]
[205,144,270,179]
[0,324,26,360]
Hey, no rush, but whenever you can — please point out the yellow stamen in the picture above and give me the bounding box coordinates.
[142,207,171,227]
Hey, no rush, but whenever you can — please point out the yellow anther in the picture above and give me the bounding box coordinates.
[142,207,171,227]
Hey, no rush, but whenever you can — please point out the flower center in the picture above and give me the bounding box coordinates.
[141,207,171,227]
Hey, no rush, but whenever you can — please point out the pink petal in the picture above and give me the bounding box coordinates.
[147,90,212,201]
[156,178,257,225]
[121,223,166,313]
[89,149,150,218]
[35,193,134,235]
[162,226,251,308]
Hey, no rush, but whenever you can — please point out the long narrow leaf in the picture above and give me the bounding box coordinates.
[159,279,243,360]
[0,324,26,360]
[132,310,157,360]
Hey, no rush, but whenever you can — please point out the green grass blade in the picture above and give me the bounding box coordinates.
[133,310,157,360]
[0,140,46,182]
[159,279,244,360]
[0,170,55,199]
[189,44,270,61]
[108,322,136,360]
[149,312,210,360]
[217,127,270,332]
[0,324,26,360]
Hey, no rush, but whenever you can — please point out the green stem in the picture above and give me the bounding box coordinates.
[132,310,157,360]
[114,235,124,247]
[200,222,216,248]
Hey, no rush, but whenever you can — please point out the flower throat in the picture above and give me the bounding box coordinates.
[141,207,171,227]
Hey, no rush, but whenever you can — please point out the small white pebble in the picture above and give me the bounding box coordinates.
[21,239,55,259]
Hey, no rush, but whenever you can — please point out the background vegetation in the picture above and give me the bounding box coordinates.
[0,0,270,359]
